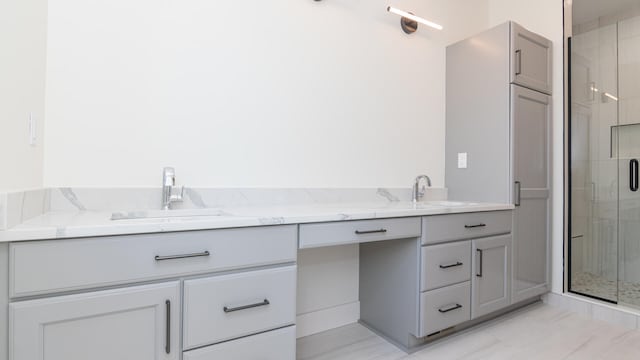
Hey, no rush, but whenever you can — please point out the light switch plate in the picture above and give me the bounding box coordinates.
[457,153,468,169]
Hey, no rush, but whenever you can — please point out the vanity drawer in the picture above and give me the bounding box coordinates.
[10,225,297,297]
[422,211,512,245]
[420,281,471,337]
[183,326,296,360]
[299,217,421,249]
[421,241,471,291]
[183,265,296,350]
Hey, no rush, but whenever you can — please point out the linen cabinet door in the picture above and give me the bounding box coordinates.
[10,282,180,360]
[512,85,551,304]
[511,22,553,94]
[472,235,511,319]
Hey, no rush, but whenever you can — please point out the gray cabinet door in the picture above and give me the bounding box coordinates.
[472,235,511,319]
[511,85,551,303]
[10,282,180,360]
[511,22,553,95]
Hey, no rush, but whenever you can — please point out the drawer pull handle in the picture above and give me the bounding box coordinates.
[464,223,486,229]
[439,262,463,269]
[224,299,270,313]
[476,249,483,277]
[165,300,171,354]
[438,303,463,313]
[355,229,388,235]
[515,49,522,75]
[155,251,210,261]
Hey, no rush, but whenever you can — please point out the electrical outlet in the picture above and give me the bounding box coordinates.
[29,112,37,146]
[457,152,468,169]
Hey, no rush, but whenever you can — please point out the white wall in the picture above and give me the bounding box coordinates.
[0,0,47,192]
[43,0,489,188]
[488,0,565,294]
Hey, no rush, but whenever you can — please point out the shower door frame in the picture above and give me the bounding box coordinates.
[564,2,620,303]
[564,1,640,304]
[563,0,572,297]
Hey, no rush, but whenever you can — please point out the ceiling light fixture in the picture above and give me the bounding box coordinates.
[387,6,443,34]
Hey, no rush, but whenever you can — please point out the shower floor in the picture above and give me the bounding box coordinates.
[571,271,640,306]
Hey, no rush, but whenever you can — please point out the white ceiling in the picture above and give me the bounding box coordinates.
[573,0,640,25]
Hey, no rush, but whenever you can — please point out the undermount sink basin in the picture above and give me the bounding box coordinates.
[424,201,480,207]
[111,208,228,221]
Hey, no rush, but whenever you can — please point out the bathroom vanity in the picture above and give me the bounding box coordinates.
[0,200,549,360]
[0,19,555,360]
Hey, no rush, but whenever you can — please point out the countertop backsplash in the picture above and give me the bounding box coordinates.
[0,187,448,230]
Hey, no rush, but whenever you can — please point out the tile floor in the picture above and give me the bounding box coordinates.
[571,271,640,306]
[297,302,640,359]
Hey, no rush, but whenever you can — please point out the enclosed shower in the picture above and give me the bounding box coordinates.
[569,4,640,306]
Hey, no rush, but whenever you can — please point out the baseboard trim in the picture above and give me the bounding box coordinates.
[296,301,360,338]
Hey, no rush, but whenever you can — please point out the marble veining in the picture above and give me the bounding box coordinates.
[59,188,87,211]
[259,217,287,225]
[376,188,400,202]
[185,188,208,208]
[0,200,513,242]
[337,213,352,220]
[45,187,446,212]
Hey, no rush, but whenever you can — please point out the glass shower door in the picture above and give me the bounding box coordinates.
[617,15,640,307]
[570,23,619,303]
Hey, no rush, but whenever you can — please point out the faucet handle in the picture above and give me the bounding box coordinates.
[170,186,184,203]
[163,167,176,186]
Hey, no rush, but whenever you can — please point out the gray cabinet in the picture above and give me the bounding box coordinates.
[511,23,553,94]
[472,235,511,319]
[183,326,296,360]
[183,266,296,349]
[9,225,297,298]
[359,211,512,351]
[512,85,551,303]
[446,21,551,306]
[7,226,299,360]
[419,281,471,336]
[421,241,471,291]
[10,282,180,360]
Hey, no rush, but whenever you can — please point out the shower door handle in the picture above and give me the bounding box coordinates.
[631,159,639,192]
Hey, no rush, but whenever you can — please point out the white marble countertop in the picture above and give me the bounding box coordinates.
[0,201,514,242]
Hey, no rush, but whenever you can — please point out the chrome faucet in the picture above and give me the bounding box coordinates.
[162,167,184,210]
[413,175,432,203]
